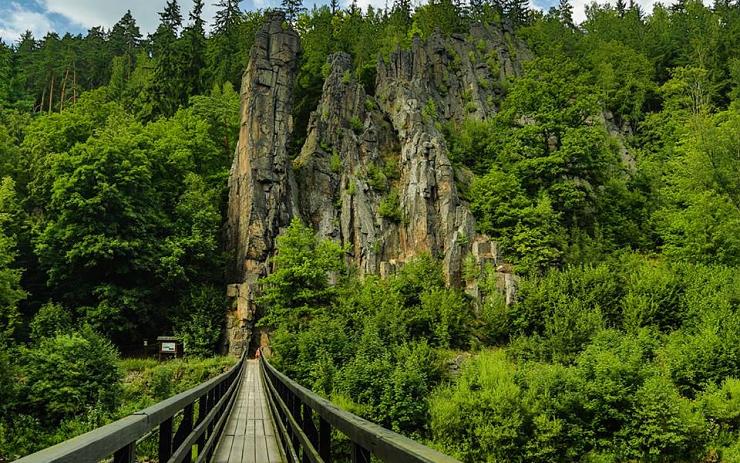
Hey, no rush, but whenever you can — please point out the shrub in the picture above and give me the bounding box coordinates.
[621,258,684,333]
[430,350,526,462]
[330,151,342,173]
[174,284,226,357]
[378,190,402,222]
[20,326,121,423]
[349,116,364,134]
[623,375,707,462]
[367,163,388,191]
[29,302,73,341]
[419,288,472,348]
[422,99,438,122]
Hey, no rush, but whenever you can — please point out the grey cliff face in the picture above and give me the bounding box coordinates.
[225,16,525,355]
[224,13,301,356]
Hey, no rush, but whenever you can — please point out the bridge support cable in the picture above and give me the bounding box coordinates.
[15,354,247,463]
[259,352,462,463]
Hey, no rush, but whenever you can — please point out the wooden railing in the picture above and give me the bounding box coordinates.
[259,353,461,463]
[15,353,246,463]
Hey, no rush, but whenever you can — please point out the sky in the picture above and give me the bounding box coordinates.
[0,0,683,45]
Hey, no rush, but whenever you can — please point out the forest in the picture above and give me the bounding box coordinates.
[0,0,738,460]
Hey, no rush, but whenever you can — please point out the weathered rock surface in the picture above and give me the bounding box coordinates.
[224,13,300,356]
[224,16,527,354]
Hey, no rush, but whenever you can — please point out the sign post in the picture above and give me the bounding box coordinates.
[156,336,183,360]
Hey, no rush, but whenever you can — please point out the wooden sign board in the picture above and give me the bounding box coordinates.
[161,342,176,353]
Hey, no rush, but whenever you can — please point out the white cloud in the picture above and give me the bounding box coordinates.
[533,0,714,23]
[0,2,55,43]
[41,0,226,35]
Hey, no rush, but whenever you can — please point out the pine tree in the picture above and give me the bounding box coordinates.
[616,0,627,17]
[392,0,412,26]
[469,0,484,20]
[109,11,142,80]
[282,0,306,22]
[80,27,111,89]
[182,0,207,97]
[504,0,530,26]
[150,0,185,117]
[212,0,241,34]
[330,0,341,14]
[348,0,360,15]
[558,0,573,25]
[207,0,243,88]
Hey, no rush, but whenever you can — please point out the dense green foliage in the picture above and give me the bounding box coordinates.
[264,221,740,462]
[0,0,738,460]
[252,4,738,462]
[0,352,233,460]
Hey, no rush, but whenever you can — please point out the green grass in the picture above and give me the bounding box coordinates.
[118,356,237,414]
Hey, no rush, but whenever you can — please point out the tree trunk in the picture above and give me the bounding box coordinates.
[60,68,69,112]
[48,75,55,114]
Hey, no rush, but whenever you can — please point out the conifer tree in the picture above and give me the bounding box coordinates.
[392,0,413,25]
[182,0,207,97]
[282,0,306,22]
[616,0,627,16]
[150,0,185,117]
[212,0,241,34]
[559,0,574,25]
[109,11,142,79]
[504,0,530,26]
[469,0,484,19]
[348,0,360,15]
[207,0,243,88]
[0,42,11,104]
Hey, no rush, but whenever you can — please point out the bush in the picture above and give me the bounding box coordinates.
[378,190,402,222]
[661,312,740,396]
[349,116,364,134]
[329,151,342,173]
[623,375,707,462]
[367,163,388,191]
[419,288,472,348]
[29,302,73,341]
[430,350,526,462]
[20,326,121,423]
[174,284,226,357]
[621,258,684,333]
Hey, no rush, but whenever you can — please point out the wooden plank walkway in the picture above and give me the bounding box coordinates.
[213,359,285,463]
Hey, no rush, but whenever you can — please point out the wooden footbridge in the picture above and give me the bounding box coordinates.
[16,353,460,463]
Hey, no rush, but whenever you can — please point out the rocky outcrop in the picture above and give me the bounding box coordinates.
[224,12,300,356]
[224,16,527,355]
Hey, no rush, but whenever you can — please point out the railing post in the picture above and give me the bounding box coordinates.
[173,403,194,455]
[196,392,210,453]
[159,417,173,461]
[290,391,301,456]
[351,443,371,463]
[319,417,331,463]
[113,442,135,463]
[302,403,318,446]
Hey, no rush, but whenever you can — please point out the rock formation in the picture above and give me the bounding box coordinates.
[224,13,300,355]
[225,13,527,355]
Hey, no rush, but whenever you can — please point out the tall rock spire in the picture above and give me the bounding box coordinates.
[224,12,300,356]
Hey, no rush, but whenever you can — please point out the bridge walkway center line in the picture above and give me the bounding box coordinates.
[213,359,285,463]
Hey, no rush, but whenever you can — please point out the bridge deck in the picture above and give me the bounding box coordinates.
[213,359,285,463]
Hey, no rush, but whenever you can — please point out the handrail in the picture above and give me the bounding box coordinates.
[259,353,461,463]
[15,353,246,463]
